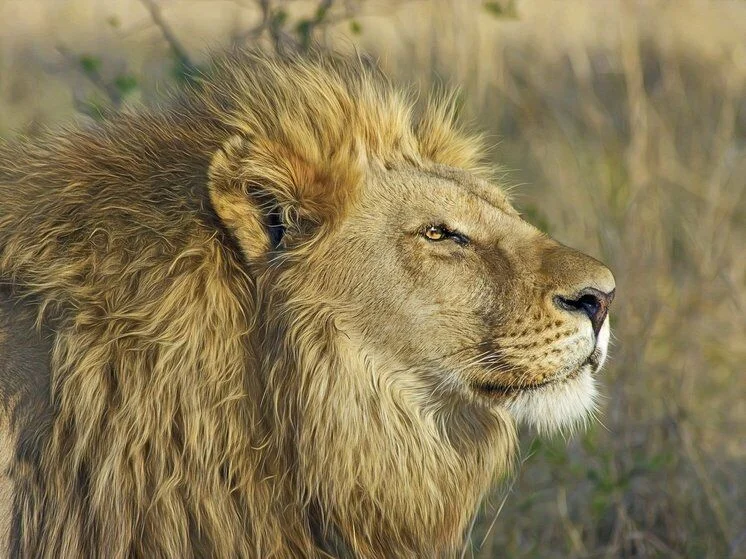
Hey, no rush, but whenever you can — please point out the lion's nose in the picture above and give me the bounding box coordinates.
[554,288,615,337]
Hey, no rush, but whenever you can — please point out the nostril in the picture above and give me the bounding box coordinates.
[554,288,614,336]
[576,293,601,319]
[554,294,597,316]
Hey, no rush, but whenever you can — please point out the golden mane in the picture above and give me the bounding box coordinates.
[0,50,514,557]
[202,50,487,176]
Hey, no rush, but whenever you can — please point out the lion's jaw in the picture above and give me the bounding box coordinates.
[504,316,611,435]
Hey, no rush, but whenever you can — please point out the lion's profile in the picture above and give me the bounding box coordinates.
[0,50,615,557]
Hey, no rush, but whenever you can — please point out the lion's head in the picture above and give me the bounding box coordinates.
[0,50,615,558]
[207,52,615,437]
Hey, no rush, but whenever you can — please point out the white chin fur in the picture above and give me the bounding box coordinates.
[505,317,610,436]
[504,368,598,436]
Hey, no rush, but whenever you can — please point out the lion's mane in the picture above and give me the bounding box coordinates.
[0,50,514,558]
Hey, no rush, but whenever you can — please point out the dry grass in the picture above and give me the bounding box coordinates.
[1,0,744,556]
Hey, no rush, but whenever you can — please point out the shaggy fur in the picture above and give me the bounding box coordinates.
[0,49,614,557]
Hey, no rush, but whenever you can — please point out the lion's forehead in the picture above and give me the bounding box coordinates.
[362,164,517,230]
[424,165,515,215]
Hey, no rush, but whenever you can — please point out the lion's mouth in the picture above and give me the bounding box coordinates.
[472,351,600,398]
[472,380,552,397]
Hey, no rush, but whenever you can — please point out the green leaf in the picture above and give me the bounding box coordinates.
[271,9,288,26]
[295,19,312,38]
[315,5,329,22]
[647,451,674,472]
[171,56,200,85]
[591,493,611,517]
[81,93,109,121]
[79,55,102,76]
[350,20,363,35]
[484,1,518,18]
[113,74,138,96]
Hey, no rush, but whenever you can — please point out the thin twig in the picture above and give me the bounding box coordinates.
[138,0,194,70]
[56,45,122,107]
[477,473,518,550]
[232,0,271,44]
[459,445,537,557]
[304,0,334,40]
[459,495,482,559]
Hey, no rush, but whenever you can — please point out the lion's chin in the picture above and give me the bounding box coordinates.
[501,366,599,436]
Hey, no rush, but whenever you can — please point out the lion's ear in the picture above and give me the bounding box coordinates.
[208,135,356,261]
[208,136,278,260]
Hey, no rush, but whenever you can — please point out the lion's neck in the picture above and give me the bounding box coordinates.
[266,318,517,558]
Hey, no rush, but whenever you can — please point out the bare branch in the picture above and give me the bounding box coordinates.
[298,0,334,50]
[56,45,123,107]
[232,0,272,44]
[138,0,195,70]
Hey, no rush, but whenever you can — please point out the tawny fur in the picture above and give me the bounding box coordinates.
[0,50,518,558]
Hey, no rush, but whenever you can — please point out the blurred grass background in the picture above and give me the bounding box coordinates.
[1,0,744,557]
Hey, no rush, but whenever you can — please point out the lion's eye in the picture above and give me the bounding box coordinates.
[424,225,447,241]
[421,225,470,245]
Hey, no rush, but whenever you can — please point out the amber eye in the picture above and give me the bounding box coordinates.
[423,225,447,241]
[421,225,470,246]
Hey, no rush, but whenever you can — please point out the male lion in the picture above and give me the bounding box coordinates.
[0,50,615,557]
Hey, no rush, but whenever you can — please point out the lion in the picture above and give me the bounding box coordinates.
[0,49,615,558]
